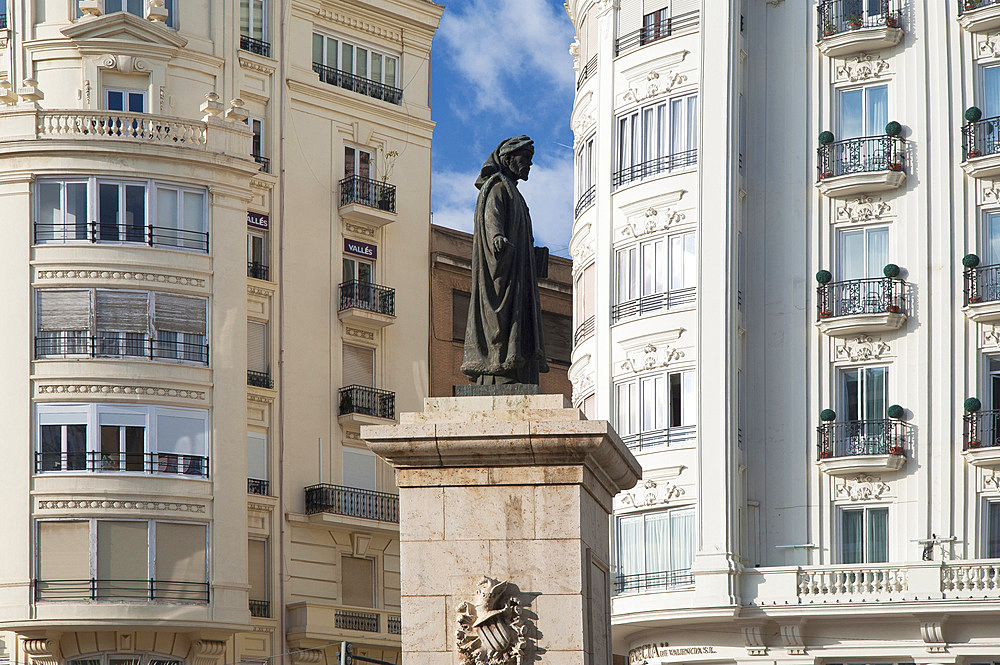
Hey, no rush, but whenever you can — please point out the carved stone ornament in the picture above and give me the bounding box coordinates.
[983,469,1000,491]
[620,207,686,239]
[983,325,1000,349]
[979,31,1000,59]
[620,343,685,374]
[835,53,890,83]
[569,39,580,70]
[622,70,688,105]
[571,239,595,265]
[779,623,806,655]
[835,335,891,362]
[835,196,891,224]
[619,479,685,509]
[571,371,594,404]
[983,182,1000,205]
[742,625,767,657]
[835,474,890,501]
[456,577,531,665]
[98,54,151,75]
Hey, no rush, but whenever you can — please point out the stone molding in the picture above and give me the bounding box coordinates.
[345,221,376,238]
[834,52,891,83]
[23,639,60,665]
[834,474,891,501]
[239,56,275,74]
[36,268,206,288]
[316,9,400,43]
[191,640,227,665]
[618,478,685,510]
[618,343,685,375]
[345,326,376,341]
[834,335,892,362]
[835,195,892,224]
[37,384,207,400]
[37,498,206,513]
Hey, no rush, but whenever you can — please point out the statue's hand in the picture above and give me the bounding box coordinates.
[493,236,509,254]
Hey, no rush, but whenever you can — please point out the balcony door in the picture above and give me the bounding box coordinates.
[985,212,1000,266]
[838,226,888,280]
[982,65,1000,119]
[839,366,888,455]
[838,84,887,140]
[105,88,146,113]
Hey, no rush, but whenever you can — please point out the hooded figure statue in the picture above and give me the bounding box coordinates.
[461,135,549,386]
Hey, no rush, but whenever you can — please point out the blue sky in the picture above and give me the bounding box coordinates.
[429,0,577,257]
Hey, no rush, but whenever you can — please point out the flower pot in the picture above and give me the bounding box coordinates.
[885,17,898,27]
[819,311,833,319]
[968,150,982,158]
[819,450,833,459]
[886,305,901,313]
[820,172,833,179]
[969,440,982,449]
[850,21,863,29]
[824,28,837,36]
[970,296,983,304]
[889,445,904,456]
[889,163,903,172]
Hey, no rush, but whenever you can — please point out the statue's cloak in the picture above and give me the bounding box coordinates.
[460,142,548,384]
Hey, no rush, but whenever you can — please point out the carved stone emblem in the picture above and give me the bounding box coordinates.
[835,474,890,501]
[620,343,685,374]
[620,207,686,239]
[835,335,891,362]
[456,577,530,665]
[835,196,891,224]
[983,325,1000,348]
[620,479,685,508]
[835,53,890,82]
[622,70,688,104]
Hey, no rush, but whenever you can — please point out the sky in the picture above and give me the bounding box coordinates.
[429,0,577,258]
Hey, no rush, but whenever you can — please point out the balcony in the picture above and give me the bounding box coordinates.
[287,602,402,646]
[34,220,209,252]
[35,334,209,365]
[574,185,596,218]
[963,409,1000,467]
[613,150,698,189]
[240,34,272,58]
[964,262,1000,323]
[615,11,699,56]
[248,261,270,281]
[35,451,209,477]
[253,153,271,173]
[612,288,696,323]
[576,55,597,91]
[248,478,270,495]
[574,316,595,345]
[34,579,209,603]
[338,281,396,328]
[958,0,1000,33]
[614,569,694,595]
[622,425,696,452]
[338,385,395,425]
[248,370,274,389]
[816,0,903,57]
[338,175,397,226]
[249,599,271,618]
[816,276,906,336]
[312,62,403,106]
[817,135,906,197]
[962,115,1000,179]
[37,110,208,146]
[304,484,400,523]
[816,419,908,475]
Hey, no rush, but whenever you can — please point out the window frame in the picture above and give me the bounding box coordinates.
[104,88,147,113]
[312,31,400,87]
[240,0,268,42]
[77,1,176,28]
[837,224,889,281]
[614,368,696,439]
[984,498,1000,559]
[614,230,696,308]
[836,83,889,140]
[838,505,889,564]
[615,506,696,584]
[615,92,698,185]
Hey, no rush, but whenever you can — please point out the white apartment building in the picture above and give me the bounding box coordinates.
[567,1,1000,663]
[0,2,440,665]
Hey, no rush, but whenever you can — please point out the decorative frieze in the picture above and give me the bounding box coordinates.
[835,474,891,501]
[619,206,686,239]
[98,54,151,75]
[38,499,206,513]
[835,196,892,224]
[239,56,275,75]
[570,239,594,267]
[345,221,376,238]
[834,335,891,362]
[619,343,685,375]
[36,269,205,288]
[621,69,689,105]
[834,53,890,83]
[345,326,376,341]
[315,9,400,43]
[978,31,1000,60]
[619,478,685,509]
[983,325,1000,349]
[982,469,1000,491]
[37,384,206,400]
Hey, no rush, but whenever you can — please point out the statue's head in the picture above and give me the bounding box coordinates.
[498,135,534,182]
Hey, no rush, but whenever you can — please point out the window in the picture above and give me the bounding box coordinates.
[240,0,267,43]
[985,212,1000,267]
[246,117,267,170]
[343,255,374,284]
[614,232,696,318]
[452,290,471,342]
[345,146,373,180]
[248,229,269,279]
[341,556,375,608]
[642,7,669,44]
[105,88,145,113]
[35,177,208,251]
[78,1,176,27]
[985,500,1000,558]
[983,65,1000,120]
[615,370,695,449]
[542,312,573,365]
[582,394,596,420]
[248,320,268,379]
[248,432,268,486]
[838,226,888,281]
[838,84,887,140]
[67,656,181,665]
[615,94,697,186]
[312,33,398,88]
[343,344,375,387]
[35,403,209,476]
[248,539,269,608]
[343,446,377,491]
[575,135,595,213]
[989,357,1000,412]
[616,508,695,592]
[834,366,890,456]
[840,506,888,563]
[35,519,208,602]
[574,263,595,341]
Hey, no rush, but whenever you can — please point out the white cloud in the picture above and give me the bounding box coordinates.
[432,155,574,257]
[436,0,575,117]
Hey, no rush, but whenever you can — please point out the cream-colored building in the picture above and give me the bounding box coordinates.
[0,2,440,665]
[568,0,1000,664]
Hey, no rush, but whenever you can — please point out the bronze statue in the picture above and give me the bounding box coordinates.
[461,135,549,386]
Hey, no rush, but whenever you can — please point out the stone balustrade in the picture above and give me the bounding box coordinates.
[37,110,208,145]
[797,563,909,598]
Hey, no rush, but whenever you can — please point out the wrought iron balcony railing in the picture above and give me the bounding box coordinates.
[621,425,696,452]
[958,0,1000,16]
[576,55,597,90]
[240,34,272,58]
[34,334,209,365]
[336,609,380,632]
[248,370,273,389]
[615,10,700,55]
[816,277,905,319]
[963,115,1000,160]
[613,149,698,188]
[340,175,396,213]
[964,409,1000,450]
[248,261,270,281]
[339,385,395,420]
[254,153,271,173]
[574,316,595,345]
[614,569,694,595]
[611,288,697,322]
[34,220,209,252]
[248,478,270,495]
[818,135,904,179]
[35,451,209,477]
[817,0,902,35]
[816,419,909,459]
[34,578,210,603]
[312,62,403,105]
[304,483,400,522]
[339,281,395,316]
[965,263,1000,304]
[249,599,271,618]
[574,185,596,217]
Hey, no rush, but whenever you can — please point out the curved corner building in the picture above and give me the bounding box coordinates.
[0,2,440,665]
[568,0,1000,663]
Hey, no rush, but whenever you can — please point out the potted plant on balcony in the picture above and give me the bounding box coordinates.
[966,397,983,448]
[377,146,399,212]
[885,15,898,28]
[884,122,904,171]
[816,270,833,317]
[967,0,983,10]
[822,19,837,37]
[887,404,905,455]
[818,409,836,458]
[964,254,983,302]
[966,107,984,157]
[848,13,864,29]
[883,264,902,312]
[818,132,835,178]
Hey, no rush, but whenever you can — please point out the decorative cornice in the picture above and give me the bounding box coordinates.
[248,285,274,297]
[38,498,206,513]
[619,343,685,375]
[835,195,891,224]
[248,393,274,405]
[835,474,890,501]
[345,221,376,238]
[248,502,273,513]
[37,384,206,400]
[835,53,890,83]
[345,326,375,341]
[239,56,275,75]
[834,335,891,362]
[316,9,400,43]
[36,268,205,288]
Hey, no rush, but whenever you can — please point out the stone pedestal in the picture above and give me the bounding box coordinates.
[362,394,640,665]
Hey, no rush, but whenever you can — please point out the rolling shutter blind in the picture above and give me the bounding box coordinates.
[97,521,147,581]
[618,0,642,37]
[644,0,666,13]
[153,294,206,335]
[343,447,377,490]
[248,432,268,480]
[155,411,207,456]
[248,321,267,372]
[583,264,595,320]
[671,0,698,15]
[342,556,375,608]
[38,521,90,580]
[155,523,207,583]
[343,344,374,387]
[96,291,149,332]
[37,290,91,331]
[586,11,598,54]
[248,539,268,600]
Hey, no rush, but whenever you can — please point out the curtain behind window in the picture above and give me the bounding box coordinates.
[617,515,644,578]
[867,507,889,563]
[669,508,696,571]
[984,66,1000,119]
[841,509,863,564]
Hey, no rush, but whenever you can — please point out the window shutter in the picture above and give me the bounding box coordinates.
[341,556,375,608]
[583,264,595,320]
[153,294,207,335]
[343,446,377,490]
[343,344,374,387]
[248,321,267,372]
[618,0,642,37]
[155,410,207,456]
[248,539,268,601]
[586,12,598,55]
[155,523,207,600]
[97,521,148,583]
[37,290,91,331]
[248,432,268,481]
[37,521,90,580]
[670,0,698,16]
[96,291,149,332]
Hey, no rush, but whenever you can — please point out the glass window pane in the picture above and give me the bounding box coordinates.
[124,184,145,243]
[312,33,323,64]
[126,92,144,113]
[252,0,264,40]
[127,0,143,16]
[681,370,696,426]
[372,53,382,83]
[864,366,887,419]
[867,507,889,563]
[327,37,338,66]
[641,242,655,296]
[841,509,863,564]
[385,57,397,86]
[644,513,671,572]
[839,89,864,139]
[38,182,61,242]
[183,191,206,247]
[356,47,368,78]
[105,0,123,13]
[99,183,120,241]
[838,229,865,280]
[157,187,179,232]
[617,516,644,576]
[842,369,860,422]
[865,85,888,136]
[669,372,681,427]
[866,227,889,277]
[988,501,1000,558]
[986,213,1000,266]
[669,509,696,571]
[985,66,1000,119]
[106,90,124,112]
[342,43,354,74]
[67,183,88,240]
